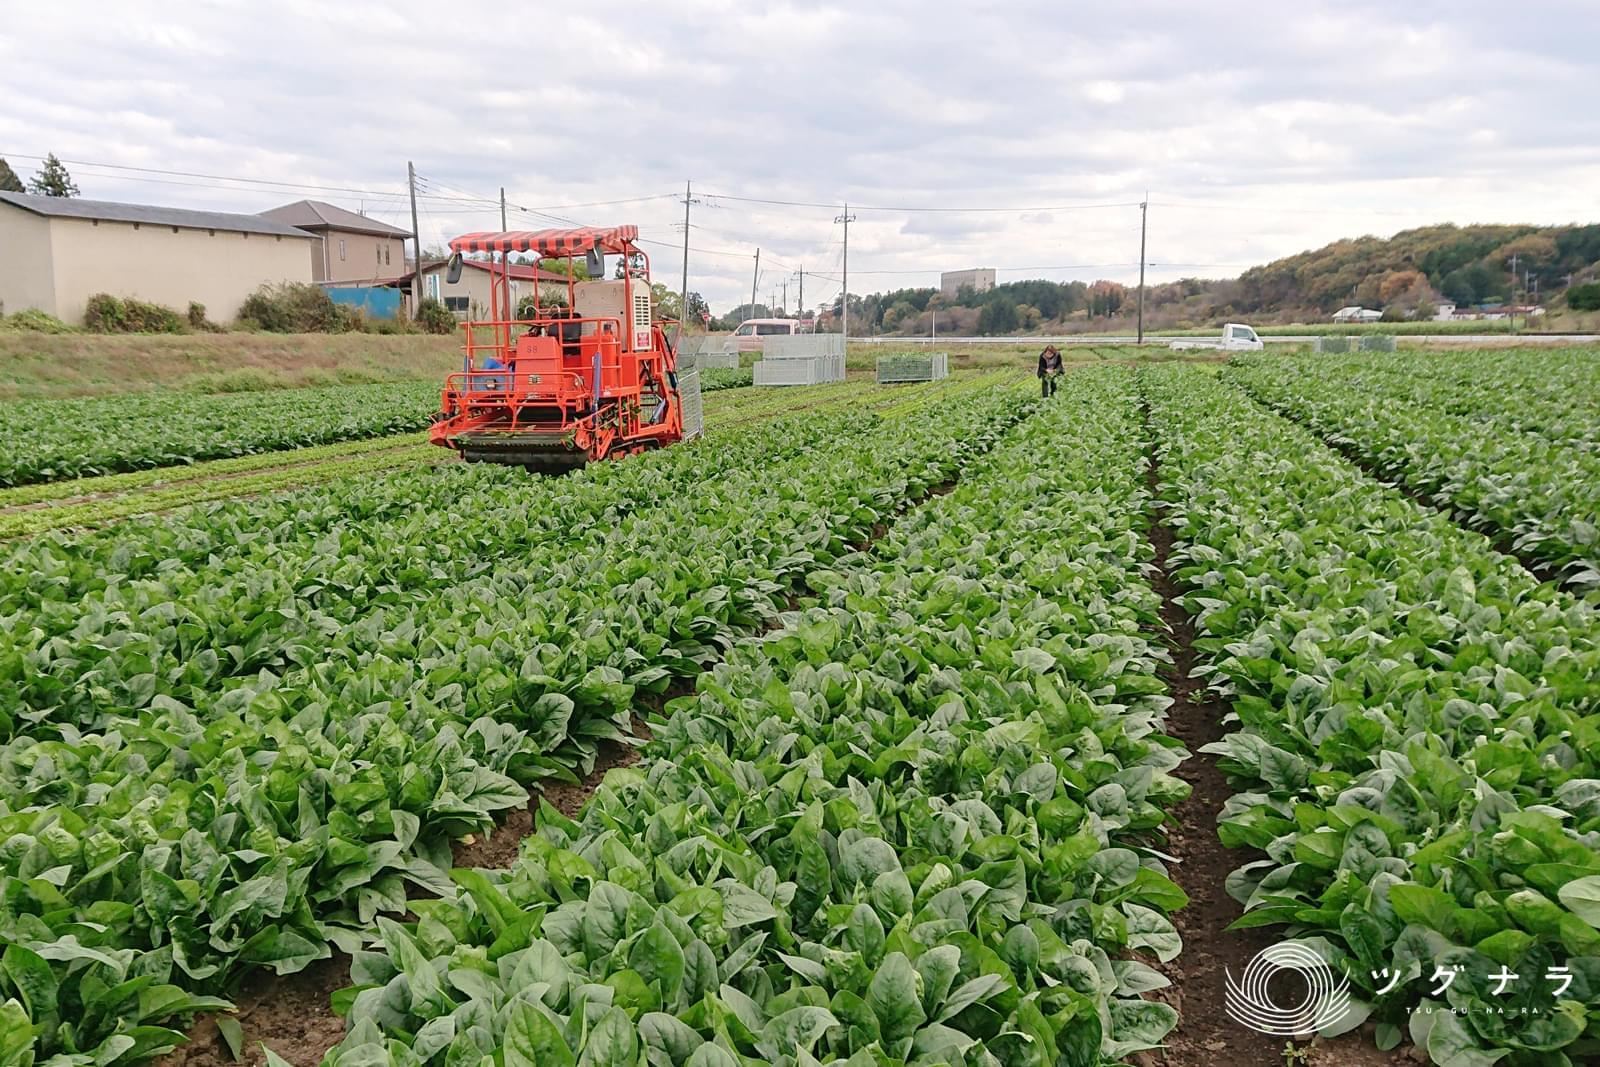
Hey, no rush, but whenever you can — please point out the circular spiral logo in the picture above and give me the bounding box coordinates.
[1225,940,1353,1036]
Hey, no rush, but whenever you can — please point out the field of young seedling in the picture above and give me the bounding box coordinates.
[2,350,1599,1067]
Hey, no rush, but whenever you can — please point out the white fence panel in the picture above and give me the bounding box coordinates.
[677,369,704,439]
[877,352,949,383]
[763,333,844,359]
[752,352,846,386]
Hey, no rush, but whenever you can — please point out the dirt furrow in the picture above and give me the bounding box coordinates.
[1142,401,1412,1067]
[1141,429,1283,1067]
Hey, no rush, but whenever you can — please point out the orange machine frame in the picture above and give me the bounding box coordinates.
[427,225,684,472]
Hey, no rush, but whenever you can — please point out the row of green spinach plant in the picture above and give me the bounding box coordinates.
[1144,364,1600,1066]
[309,367,1191,1067]
[0,388,1027,1063]
[1225,350,1600,590]
[0,381,446,487]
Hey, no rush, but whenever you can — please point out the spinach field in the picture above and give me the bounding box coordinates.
[3,355,1598,1067]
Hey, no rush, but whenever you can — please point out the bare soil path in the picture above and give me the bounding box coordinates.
[1141,400,1413,1067]
[1143,441,1283,1067]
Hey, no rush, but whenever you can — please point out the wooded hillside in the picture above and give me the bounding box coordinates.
[848,222,1600,334]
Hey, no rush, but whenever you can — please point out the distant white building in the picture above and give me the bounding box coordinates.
[941,268,996,298]
[1460,304,1545,321]
[1332,305,1383,323]
[1433,302,1456,320]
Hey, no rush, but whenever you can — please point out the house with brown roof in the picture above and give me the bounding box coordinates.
[258,199,412,284]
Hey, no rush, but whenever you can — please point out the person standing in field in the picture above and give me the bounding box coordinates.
[1037,344,1064,397]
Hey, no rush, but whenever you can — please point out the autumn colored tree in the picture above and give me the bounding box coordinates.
[1378,270,1426,304]
[1494,233,1559,270]
[1088,280,1127,317]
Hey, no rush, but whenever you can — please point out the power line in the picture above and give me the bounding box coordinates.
[0,152,416,198]
[700,188,1143,213]
[1148,197,1435,219]
[0,151,677,211]
[846,263,1141,275]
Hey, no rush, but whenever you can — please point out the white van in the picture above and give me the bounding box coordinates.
[724,318,802,354]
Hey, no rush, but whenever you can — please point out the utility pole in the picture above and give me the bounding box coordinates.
[796,268,804,319]
[781,280,788,316]
[1508,253,1520,334]
[500,186,507,230]
[1137,194,1148,345]
[835,203,856,339]
[678,180,697,344]
[750,248,760,321]
[407,161,422,315]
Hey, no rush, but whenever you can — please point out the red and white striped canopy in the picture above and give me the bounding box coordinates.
[448,226,639,256]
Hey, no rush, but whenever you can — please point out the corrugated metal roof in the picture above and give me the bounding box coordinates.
[259,199,412,237]
[0,190,315,238]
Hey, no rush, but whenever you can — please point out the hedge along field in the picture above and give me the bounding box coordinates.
[1145,364,1600,1065]
[1225,348,1600,589]
[0,383,1033,1063]
[317,366,1192,1067]
[0,381,445,486]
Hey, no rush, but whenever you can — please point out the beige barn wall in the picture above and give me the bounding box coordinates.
[0,208,59,316]
[46,217,314,324]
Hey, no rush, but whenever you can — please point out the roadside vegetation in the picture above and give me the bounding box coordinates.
[0,332,460,400]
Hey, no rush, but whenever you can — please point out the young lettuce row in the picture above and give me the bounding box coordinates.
[1143,365,1600,1065]
[0,381,446,487]
[318,367,1190,1067]
[0,387,1030,1063]
[1225,350,1600,590]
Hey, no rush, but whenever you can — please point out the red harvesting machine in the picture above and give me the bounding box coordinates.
[427,225,700,474]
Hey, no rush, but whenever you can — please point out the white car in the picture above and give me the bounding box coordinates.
[722,318,803,354]
[1169,323,1264,352]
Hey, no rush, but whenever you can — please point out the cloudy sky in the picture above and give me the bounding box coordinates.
[3,0,1597,314]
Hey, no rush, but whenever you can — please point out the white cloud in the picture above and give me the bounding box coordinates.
[1081,81,1126,105]
[1,0,1596,312]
